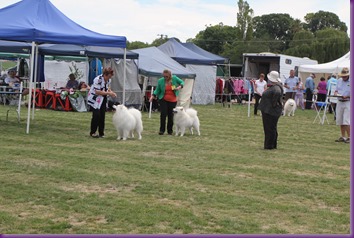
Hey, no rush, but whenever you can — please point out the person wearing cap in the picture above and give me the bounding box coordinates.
[87,67,117,138]
[305,73,316,109]
[258,71,284,150]
[334,67,350,143]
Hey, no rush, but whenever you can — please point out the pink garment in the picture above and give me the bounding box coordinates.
[317,81,327,95]
[233,79,244,94]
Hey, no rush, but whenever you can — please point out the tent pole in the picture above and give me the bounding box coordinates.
[31,44,39,120]
[123,48,127,105]
[247,84,251,117]
[26,42,36,134]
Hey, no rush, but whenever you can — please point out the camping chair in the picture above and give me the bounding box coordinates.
[312,94,329,125]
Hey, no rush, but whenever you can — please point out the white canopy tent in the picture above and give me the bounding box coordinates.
[298,52,350,83]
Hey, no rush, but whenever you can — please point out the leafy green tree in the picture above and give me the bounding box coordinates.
[312,28,350,63]
[236,0,253,40]
[127,41,149,50]
[285,30,314,58]
[304,11,348,33]
[193,23,238,55]
[150,35,170,47]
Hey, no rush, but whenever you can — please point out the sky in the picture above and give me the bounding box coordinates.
[0,0,351,43]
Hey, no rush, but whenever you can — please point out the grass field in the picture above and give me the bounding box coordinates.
[0,103,350,234]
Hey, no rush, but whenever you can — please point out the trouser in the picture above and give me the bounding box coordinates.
[90,98,107,136]
[317,93,326,102]
[159,99,177,133]
[305,89,313,109]
[254,94,261,115]
[284,92,296,102]
[262,112,280,149]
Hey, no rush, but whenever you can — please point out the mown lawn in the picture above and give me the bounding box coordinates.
[0,103,350,234]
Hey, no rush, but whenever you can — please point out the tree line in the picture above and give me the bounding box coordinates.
[127,0,350,64]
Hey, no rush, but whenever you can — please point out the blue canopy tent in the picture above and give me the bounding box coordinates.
[0,0,128,133]
[182,42,228,64]
[158,38,219,105]
[157,38,215,65]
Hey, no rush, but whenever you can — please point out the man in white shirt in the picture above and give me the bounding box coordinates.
[334,67,350,143]
[284,69,299,102]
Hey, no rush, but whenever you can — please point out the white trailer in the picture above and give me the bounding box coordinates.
[242,52,318,83]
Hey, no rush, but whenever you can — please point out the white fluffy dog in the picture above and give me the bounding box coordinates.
[112,105,143,140]
[284,98,297,116]
[173,106,200,137]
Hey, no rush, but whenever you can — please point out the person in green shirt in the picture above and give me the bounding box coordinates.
[149,69,184,135]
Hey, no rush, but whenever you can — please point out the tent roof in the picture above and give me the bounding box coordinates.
[132,47,196,78]
[0,40,31,53]
[38,44,139,59]
[182,42,228,64]
[0,0,126,47]
[298,52,350,74]
[158,38,216,65]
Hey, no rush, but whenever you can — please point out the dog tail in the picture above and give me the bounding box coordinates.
[186,108,197,118]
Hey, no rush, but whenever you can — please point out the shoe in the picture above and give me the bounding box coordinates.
[99,135,105,138]
[344,138,350,143]
[90,133,99,138]
[158,131,164,135]
[168,132,173,135]
[335,137,346,142]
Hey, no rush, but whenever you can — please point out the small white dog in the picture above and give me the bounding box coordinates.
[173,106,200,137]
[112,105,143,140]
[283,98,297,116]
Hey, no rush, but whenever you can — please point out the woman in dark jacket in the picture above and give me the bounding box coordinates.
[258,71,284,150]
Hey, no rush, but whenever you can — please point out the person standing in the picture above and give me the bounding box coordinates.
[294,78,305,110]
[87,67,117,138]
[149,69,184,135]
[305,73,316,109]
[258,71,284,150]
[334,67,350,143]
[327,74,338,115]
[317,77,327,102]
[284,69,299,102]
[253,73,267,115]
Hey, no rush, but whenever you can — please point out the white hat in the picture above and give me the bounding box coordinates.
[267,71,281,83]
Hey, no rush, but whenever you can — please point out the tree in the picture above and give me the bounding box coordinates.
[252,13,296,52]
[236,0,253,41]
[304,11,348,33]
[150,35,170,47]
[193,23,238,55]
[127,41,149,50]
[312,28,350,63]
[285,30,314,58]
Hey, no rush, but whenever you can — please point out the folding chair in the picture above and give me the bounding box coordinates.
[312,94,329,125]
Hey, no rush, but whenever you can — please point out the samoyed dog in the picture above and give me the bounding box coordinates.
[284,98,297,116]
[112,105,143,140]
[173,106,200,137]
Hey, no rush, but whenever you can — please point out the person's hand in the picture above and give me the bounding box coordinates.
[108,90,117,98]
[176,86,182,90]
[149,96,154,102]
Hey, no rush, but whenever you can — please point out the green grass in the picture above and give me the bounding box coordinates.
[0,104,350,234]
